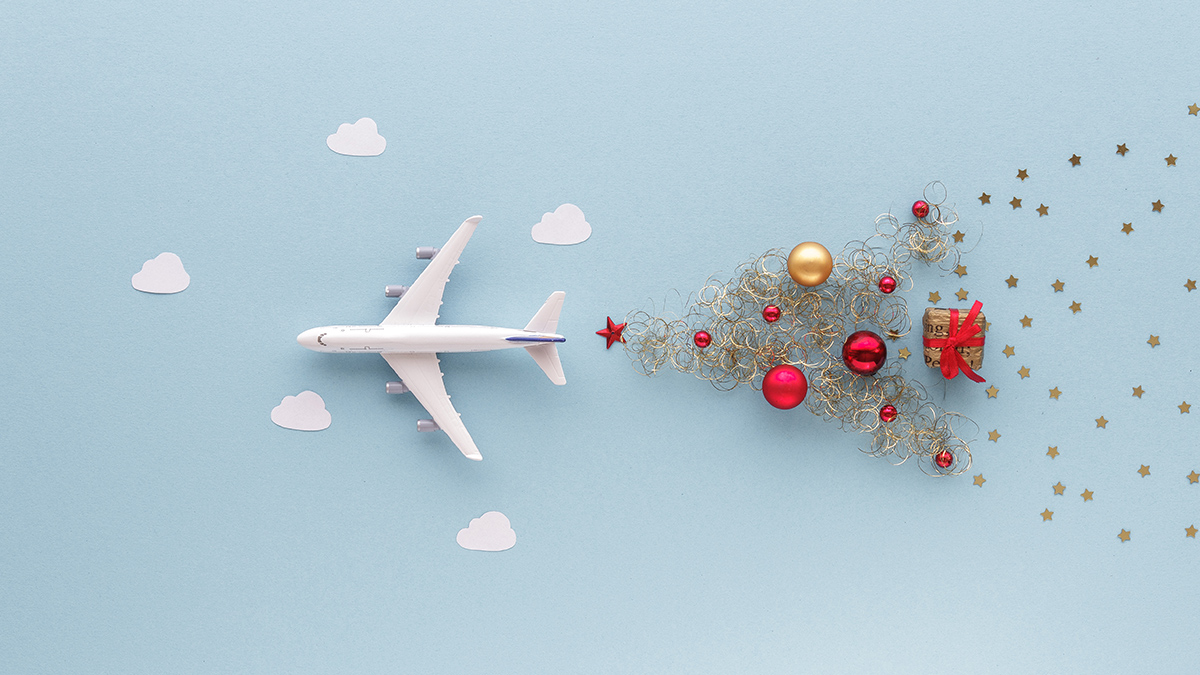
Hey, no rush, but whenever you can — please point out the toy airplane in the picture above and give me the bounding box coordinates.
[297,216,566,460]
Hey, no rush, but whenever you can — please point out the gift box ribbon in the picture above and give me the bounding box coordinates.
[922,300,986,383]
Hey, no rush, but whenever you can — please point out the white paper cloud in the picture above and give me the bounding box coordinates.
[271,391,332,431]
[456,511,516,552]
[531,203,591,245]
[132,252,190,294]
[326,117,386,156]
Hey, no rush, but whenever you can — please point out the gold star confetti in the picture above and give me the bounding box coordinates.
[1188,525,1198,538]
[897,347,911,360]
[1002,345,1015,358]
[1148,335,1160,347]
[1020,315,1032,328]
[1053,482,1066,495]
[1005,275,1018,288]
[1166,154,1178,166]
[1121,222,1134,234]
[986,385,999,398]
[978,193,990,204]
[884,329,902,342]
[1069,301,1082,314]
[1036,204,1049,216]
[988,429,1001,442]
[954,265,968,277]
[1069,154,1081,166]
[984,320,991,332]
[1138,465,1150,477]
[955,288,969,301]
[1018,366,1030,379]
[1118,529,1131,542]
[952,230,965,243]
[1191,103,1200,115]
[1189,470,1199,484]
[1081,489,1094,502]
[928,291,941,304]
[1117,143,1129,155]
[1049,387,1061,400]
[1186,279,1196,291]
[1096,416,1108,428]
[973,474,986,487]
[1047,446,1059,459]
[1041,509,1054,521]
[1132,386,1144,398]
[1181,401,1192,414]
[1017,169,1029,181]
[1152,199,1164,212]
[1086,255,1099,268]
[1009,197,1022,209]
[1051,279,1064,292]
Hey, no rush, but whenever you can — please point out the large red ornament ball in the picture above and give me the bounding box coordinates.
[934,450,954,468]
[693,330,712,348]
[912,200,930,219]
[762,364,808,409]
[879,404,897,423]
[762,304,781,322]
[841,330,887,376]
[877,276,897,294]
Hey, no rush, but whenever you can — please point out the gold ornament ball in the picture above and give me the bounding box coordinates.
[787,242,833,286]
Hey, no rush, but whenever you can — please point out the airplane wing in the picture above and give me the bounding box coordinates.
[381,352,482,461]
[381,216,482,326]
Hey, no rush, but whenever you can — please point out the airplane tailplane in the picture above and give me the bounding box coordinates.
[525,344,566,385]
[524,291,565,333]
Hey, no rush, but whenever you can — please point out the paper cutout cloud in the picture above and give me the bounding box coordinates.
[456,511,516,551]
[326,118,387,156]
[132,252,190,294]
[271,391,332,431]
[531,203,591,245]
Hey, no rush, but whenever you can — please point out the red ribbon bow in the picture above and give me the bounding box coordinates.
[922,300,986,383]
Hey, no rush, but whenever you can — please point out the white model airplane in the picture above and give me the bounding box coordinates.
[297,216,566,461]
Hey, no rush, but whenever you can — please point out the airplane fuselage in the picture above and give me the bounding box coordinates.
[297,324,565,354]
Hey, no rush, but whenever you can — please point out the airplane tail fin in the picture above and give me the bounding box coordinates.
[525,344,566,385]
[524,291,565,333]
[524,292,566,385]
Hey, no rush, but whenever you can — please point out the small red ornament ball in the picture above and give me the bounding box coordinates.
[762,304,781,322]
[841,330,887,376]
[934,450,954,468]
[762,364,808,409]
[879,404,898,422]
[877,276,897,294]
[912,200,930,219]
[693,330,712,348]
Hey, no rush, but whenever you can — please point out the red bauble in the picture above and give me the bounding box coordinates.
[934,450,954,468]
[912,200,930,219]
[877,276,897,294]
[879,404,897,422]
[762,304,781,322]
[693,330,712,348]
[841,330,887,376]
[762,364,808,409]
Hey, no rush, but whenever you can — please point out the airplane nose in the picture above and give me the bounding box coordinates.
[297,328,320,350]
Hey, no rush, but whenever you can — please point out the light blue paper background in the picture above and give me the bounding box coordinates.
[2,1,1198,672]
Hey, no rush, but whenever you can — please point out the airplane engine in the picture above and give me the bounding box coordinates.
[385,285,409,298]
[415,246,440,260]
[416,419,440,432]
[385,381,409,394]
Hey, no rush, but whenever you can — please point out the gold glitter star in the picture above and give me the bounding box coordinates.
[954,265,968,277]
[1081,489,1094,502]
[984,320,991,332]
[1002,345,1015,358]
[1051,279,1064,292]
[1186,279,1196,291]
[1188,525,1198,538]
[1118,529,1131,542]
[973,474,986,487]
[1069,154,1081,166]
[1191,103,1200,115]
[1121,222,1134,234]
[978,193,990,204]
[884,329,902,342]
[955,288,969,301]
[1019,315,1032,328]
[1041,509,1054,521]
[1069,301,1082,314]
[1049,387,1061,399]
[1018,366,1030,379]
[1005,275,1018,288]
[1152,199,1165,212]
[1036,204,1049,216]
[1053,482,1066,495]
[952,230,965,243]
[1117,143,1129,155]
[928,291,941,304]
[1188,470,1199,484]
[1047,446,1059,459]
[1017,169,1028,181]
[1166,154,1178,166]
[1138,465,1150,477]
[988,429,1001,442]
[1148,335,1160,347]
[897,347,911,360]
[1086,255,1099,268]
[1096,416,1108,428]
[1132,386,1144,398]
[1181,401,1192,414]
[986,385,999,398]
[1009,197,1022,209]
